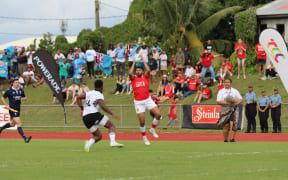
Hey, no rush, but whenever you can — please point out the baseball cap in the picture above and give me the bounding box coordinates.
[274,88,278,91]
[248,85,253,88]
[162,74,167,78]
[261,90,266,93]
[203,49,209,53]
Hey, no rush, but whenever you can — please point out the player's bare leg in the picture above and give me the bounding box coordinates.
[85,129,102,152]
[104,120,123,147]
[149,106,161,138]
[138,113,150,145]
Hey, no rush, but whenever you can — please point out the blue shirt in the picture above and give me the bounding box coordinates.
[79,52,86,61]
[3,87,25,110]
[148,58,157,70]
[270,94,282,106]
[149,46,163,54]
[115,47,125,59]
[258,96,270,107]
[245,91,257,103]
[73,58,86,73]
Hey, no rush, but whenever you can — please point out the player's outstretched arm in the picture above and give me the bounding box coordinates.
[141,56,150,76]
[98,99,120,121]
[129,61,135,79]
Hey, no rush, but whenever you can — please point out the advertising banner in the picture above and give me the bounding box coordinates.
[182,104,243,129]
[259,28,288,92]
[0,105,17,130]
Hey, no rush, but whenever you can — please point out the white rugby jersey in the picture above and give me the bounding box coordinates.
[83,90,104,116]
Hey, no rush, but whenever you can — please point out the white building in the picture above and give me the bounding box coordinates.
[257,0,288,41]
[0,36,77,51]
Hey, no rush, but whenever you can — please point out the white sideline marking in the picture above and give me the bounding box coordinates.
[97,168,280,180]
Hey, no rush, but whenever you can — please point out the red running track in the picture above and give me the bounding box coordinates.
[1,131,288,142]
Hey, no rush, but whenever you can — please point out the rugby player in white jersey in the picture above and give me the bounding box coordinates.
[77,80,123,152]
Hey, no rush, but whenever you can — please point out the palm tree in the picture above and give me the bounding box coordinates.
[142,0,242,49]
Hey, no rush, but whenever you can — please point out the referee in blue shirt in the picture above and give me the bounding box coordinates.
[0,79,32,143]
[244,85,257,133]
[257,90,270,133]
[270,88,282,133]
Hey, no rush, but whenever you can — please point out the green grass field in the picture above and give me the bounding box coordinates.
[0,139,288,180]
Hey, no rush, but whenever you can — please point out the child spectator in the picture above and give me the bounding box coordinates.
[165,96,179,129]
[148,53,158,84]
[115,75,125,95]
[7,70,17,84]
[193,83,211,103]
[159,79,174,102]
[170,54,177,78]
[152,48,160,76]
[17,74,25,89]
[194,60,202,79]
[121,76,132,94]
[217,77,224,94]
[160,50,168,76]
[156,75,168,97]
[53,81,67,104]
[58,58,71,84]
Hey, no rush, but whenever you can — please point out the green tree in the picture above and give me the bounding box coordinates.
[38,32,54,54]
[76,29,105,51]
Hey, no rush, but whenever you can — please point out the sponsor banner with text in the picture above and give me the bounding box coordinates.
[0,105,17,130]
[182,104,243,129]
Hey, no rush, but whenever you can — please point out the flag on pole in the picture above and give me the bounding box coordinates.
[259,28,288,92]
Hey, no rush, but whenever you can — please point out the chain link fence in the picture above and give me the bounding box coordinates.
[20,104,288,129]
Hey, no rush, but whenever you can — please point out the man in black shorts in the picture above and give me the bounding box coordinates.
[77,80,123,152]
[0,79,32,143]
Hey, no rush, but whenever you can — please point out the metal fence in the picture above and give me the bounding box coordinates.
[20,103,288,129]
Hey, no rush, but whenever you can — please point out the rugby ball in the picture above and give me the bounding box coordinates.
[134,54,142,63]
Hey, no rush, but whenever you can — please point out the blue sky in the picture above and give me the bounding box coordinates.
[0,0,132,44]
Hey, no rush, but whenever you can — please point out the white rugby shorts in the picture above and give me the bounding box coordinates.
[134,97,157,114]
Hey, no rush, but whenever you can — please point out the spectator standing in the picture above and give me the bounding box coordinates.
[183,47,191,67]
[204,40,214,54]
[175,48,185,72]
[149,42,162,54]
[160,50,168,76]
[12,49,19,74]
[17,47,27,75]
[244,86,257,133]
[54,49,65,63]
[67,48,75,78]
[148,53,157,85]
[139,43,149,63]
[107,44,116,77]
[170,54,177,78]
[2,49,12,72]
[165,96,179,129]
[115,43,126,77]
[128,43,136,69]
[216,78,242,142]
[255,43,266,76]
[85,45,96,78]
[152,48,160,76]
[270,88,282,133]
[199,49,223,84]
[73,53,86,83]
[234,39,247,80]
[257,90,270,133]
[58,58,71,84]
[26,46,35,70]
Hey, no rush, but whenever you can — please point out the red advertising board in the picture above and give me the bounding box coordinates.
[191,105,220,124]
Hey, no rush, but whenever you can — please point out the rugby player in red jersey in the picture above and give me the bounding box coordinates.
[129,55,161,146]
